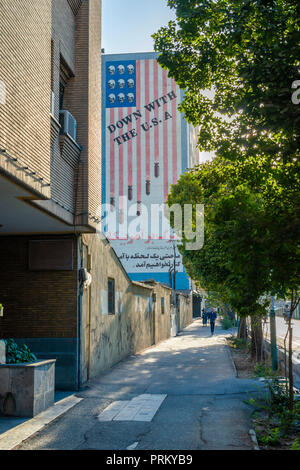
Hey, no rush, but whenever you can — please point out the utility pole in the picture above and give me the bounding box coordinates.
[270,296,278,371]
[173,242,176,306]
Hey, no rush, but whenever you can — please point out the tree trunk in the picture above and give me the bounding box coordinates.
[238,316,247,339]
[250,315,264,362]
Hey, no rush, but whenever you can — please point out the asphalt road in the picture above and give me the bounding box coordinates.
[16,320,264,451]
[264,316,300,350]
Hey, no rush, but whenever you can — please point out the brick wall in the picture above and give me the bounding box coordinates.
[0,0,101,225]
[64,0,102,225]
[50,0,102,224]
[0,234,79,389]
[87,0,102,219]
[0,0,52,196]
[0,235,78,339]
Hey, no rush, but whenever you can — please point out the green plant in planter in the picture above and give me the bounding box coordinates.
[4,339,37,364]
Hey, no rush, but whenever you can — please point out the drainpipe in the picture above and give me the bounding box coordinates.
[77,237,83,391]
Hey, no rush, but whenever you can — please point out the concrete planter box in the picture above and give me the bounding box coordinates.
[0,341,5,364]
[0,359,56,417]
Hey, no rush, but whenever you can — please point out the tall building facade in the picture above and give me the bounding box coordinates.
[0,5,193,391]
[102,52,200,291]
[0,0,102,389]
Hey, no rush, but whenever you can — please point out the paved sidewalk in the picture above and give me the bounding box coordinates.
[4,320,264,450]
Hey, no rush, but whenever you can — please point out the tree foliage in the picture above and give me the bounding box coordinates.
[153,0,300,164]
[154,0,300,308]
[155,0,300,406]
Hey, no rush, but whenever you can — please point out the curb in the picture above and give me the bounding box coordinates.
[224,340,238,378]
[249,429,260,450]
[0,395,83,450]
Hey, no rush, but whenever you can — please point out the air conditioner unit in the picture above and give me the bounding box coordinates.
[59,110,77,141]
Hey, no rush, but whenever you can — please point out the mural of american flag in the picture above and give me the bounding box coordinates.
[103,53,186,211]
[102,52,190,289]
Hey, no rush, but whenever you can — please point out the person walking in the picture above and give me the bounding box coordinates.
[283,303,290,324]
[202,308,208,326]
[209,308,217,335]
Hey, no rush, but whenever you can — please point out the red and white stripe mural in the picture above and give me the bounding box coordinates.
[102,53,191,287]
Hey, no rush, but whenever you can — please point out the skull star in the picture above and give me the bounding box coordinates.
[108,93,116,104]
[108,65,115,75]
[118,93,125,103]
[127,64,134,74]
[127,93,134,103]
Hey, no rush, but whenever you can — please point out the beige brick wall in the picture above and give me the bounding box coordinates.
[0,0,101,223]
[0,235,78,339]
[87,0,102,219]
[49,0,101,222]
[52,0,76,76]
[64,0,102,225]
[0,0,52,196]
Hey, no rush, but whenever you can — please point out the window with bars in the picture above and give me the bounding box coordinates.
[161,297,165,314]
[108,278,115,315]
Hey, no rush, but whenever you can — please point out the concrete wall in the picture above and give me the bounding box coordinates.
[0,341,5,364]
[141,281,171,345]
[79,234,180,383]
[79,234,155,382]
[0,359,55,417]
[177,293,193,332]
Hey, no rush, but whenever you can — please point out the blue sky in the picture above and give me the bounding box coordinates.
[102,0,176,54]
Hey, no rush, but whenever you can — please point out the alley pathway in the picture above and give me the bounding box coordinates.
[15,319,263,450]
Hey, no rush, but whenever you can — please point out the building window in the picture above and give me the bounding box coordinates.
[108,278,115,315]
[59,81,65,110]
[59,55,74,111]
[161,297,165,314]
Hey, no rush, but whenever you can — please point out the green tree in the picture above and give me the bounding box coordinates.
[155,0,300,409]
[168,157,272,359]
[153,0,300,165]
